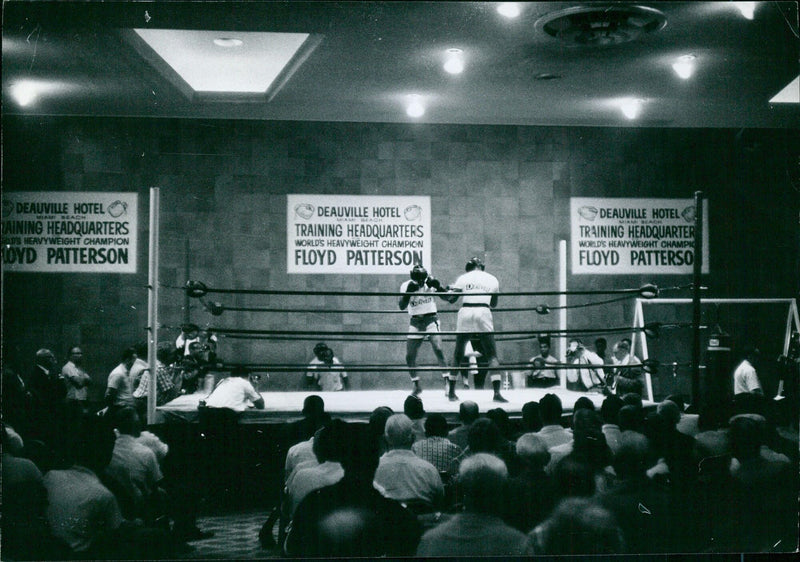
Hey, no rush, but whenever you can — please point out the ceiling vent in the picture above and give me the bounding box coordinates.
[536,5,667,46]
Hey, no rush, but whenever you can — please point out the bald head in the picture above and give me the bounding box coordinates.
[516,433,551,469]
[384,414,415,449]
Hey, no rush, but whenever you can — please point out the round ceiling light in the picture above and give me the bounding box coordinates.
[536,5,667,46]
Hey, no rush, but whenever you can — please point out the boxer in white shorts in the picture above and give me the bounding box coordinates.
[445,257,507,402]
[399,264,450,396]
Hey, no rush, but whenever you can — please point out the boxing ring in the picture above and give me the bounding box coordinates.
[155,388,626,425]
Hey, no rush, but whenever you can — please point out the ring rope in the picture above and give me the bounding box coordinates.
[209,361,671,373]
[173,280,686,299]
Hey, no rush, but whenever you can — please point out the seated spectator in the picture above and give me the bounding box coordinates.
[551,455,598,502]
[447,400,479,451]
[2,425,70,560]
[610,339,643,394]
[666,394,699,437]
[286,421,346,515]
[504,434,556,533]
[728,413,796,551]
[412,413,462,474]
[416,454,529,557]
[574,396,596,412]
[285,394,328,447]
[548,409,613,494]
[598,431,674,553]
[533,393,572,450]
[285,422,421,557]
[651,400,697,488]
[368,406,394,456]
[486,407,521,474]
[404,394,426,443]
[43,417,175,559]
[618,404,645,434]
[304,342,348,391]
[564,339,605,392]
[600,395,624,455]
[527,497,625,555]
[373,414,443,511]
[129,342,150,395]
[104,407,164,522]
[175,323,200,356]
[526,335,559,388]
[514,401,543,439]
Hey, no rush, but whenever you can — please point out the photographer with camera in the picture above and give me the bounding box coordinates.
[565,338,606,392]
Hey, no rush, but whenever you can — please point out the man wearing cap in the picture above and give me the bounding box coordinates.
[305,343,348,392]
[399,264,451,396]
[445,256,507,402]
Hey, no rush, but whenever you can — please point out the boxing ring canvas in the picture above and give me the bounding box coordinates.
[155,387,648,425]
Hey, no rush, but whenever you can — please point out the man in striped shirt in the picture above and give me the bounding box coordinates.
[412,413,462,474]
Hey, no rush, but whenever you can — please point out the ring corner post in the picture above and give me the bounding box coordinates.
[691,191,704,412]
[147,187,160,426]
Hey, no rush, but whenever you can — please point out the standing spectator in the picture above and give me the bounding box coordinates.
[447,400,479,451]
[305,343,348,391]
[403,394,426,443]
[28,348,67,444]
[60,346,91,414]
[3,366,32,436]
[416,454,528,556]
[105,347,137,417]
[128,343,150,395]
[527,335,559,387]
[412,413,462,474]
[733,345,763,396]
[373,414,444,510]
[445,256,507,402]
[132,342,181,420]
[398,264,451,396]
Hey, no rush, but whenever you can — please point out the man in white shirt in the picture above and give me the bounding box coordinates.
[733,346,763,396]
[204,366,265,411]
[399,264,451,396]
[527,335,560,387]
[304,343,349,392]
[373,414,444,509]
[446,256,506,402]
[565,339,605,392]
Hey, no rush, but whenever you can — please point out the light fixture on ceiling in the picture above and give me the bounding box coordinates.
[672,54,696,80]
[497,3,521,19]
[213,37,243,48]
[619,98,644,120]
[406,95,425,118]
[734,2,756,19]
[443,48,464,75]
[11,81,39,107]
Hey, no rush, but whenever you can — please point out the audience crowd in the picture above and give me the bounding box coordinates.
[3,341,798,558]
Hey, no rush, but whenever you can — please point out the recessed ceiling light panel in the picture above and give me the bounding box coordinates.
[133,29,310,94]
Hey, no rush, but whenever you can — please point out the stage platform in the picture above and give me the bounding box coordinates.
[155,387,651,425]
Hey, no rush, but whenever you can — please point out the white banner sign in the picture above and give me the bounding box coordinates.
[287,195,431,274]
[2,191,138,273]
[570,197,709,275]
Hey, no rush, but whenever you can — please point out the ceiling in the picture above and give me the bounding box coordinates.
[2,1,799,128]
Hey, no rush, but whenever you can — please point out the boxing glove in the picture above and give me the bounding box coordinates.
[426,277,443,291]
[405,280,420,292]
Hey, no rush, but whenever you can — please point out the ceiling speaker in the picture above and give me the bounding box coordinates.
[536,5,667,46]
